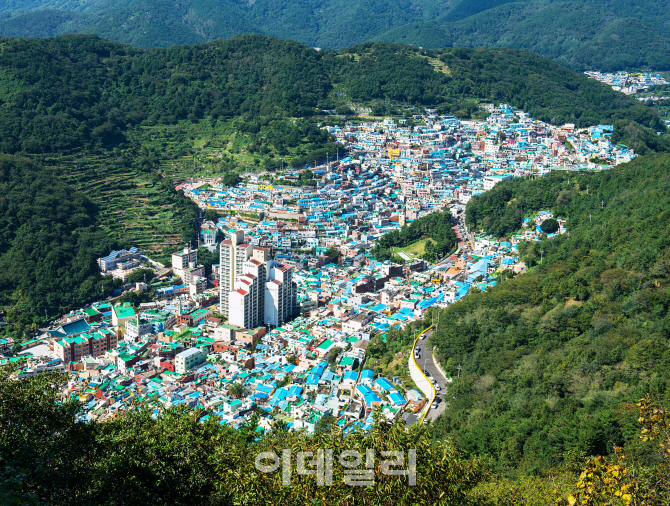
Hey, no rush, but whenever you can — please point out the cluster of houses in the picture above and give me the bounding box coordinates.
[3,104,606,431]
[585,71,668,95]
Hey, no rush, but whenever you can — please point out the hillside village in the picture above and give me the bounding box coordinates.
[3,105,598,431]
[585,71,668,95]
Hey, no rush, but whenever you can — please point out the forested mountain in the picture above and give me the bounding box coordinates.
[0,35,662,155]
[431,153,670,472]
[2,0,670,71]
[0,155,119,326]
[377,0,670,71]
[0,0,455,49]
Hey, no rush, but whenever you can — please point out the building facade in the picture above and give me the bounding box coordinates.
[175,347,206,374]
[172,246,197,279]
[219,230,253,316]
[227,252,298,329]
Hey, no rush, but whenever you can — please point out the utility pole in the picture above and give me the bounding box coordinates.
[601,200,604,209]
[457,364,462,379]
[587,185,589,195]
[540,249,544,264]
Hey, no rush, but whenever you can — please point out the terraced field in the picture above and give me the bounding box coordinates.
[28,118,336,256]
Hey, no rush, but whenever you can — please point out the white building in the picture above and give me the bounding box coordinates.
[483,174,513,191]
[175,347,206,374]
[124,318,152,342]
[219,231,253,317]
[172,246,197,279]
[229,258,266,329]
[264,261,297,327]
[228,253,297,329]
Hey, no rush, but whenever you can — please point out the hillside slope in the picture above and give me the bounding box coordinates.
[431,154,670,472]
[0,36,662,155]
[3,0,670,71]
[377,0,670,71]
[0,0,455,49]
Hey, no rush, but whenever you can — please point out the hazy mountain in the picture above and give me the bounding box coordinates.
[376,0,670,71]
[2,0,668,70]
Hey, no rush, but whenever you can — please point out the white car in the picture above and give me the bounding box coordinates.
[435,385,441,391]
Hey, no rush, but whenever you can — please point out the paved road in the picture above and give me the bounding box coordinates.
[413,328,449,421]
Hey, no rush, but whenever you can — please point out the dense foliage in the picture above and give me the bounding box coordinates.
[0,367,490,506]
[0,35,331,153]
[0,35,662,157]
[372,209,456,262]
[0,154,119,326]
[377,0,670,71]
[431,154,670,473]
[4,0,670,72]
[0,0,455,50]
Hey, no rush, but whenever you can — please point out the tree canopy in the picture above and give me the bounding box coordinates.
[431,153,670,474]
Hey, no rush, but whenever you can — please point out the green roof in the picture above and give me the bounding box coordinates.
[339,356,354,366]
[316,339,334,351]
[114,305,136,319]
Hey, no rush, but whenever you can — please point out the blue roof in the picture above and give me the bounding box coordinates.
[343,370,359,382]
[255,384,273,394]
[271,387,288,401]
[356,384,374,396]
[360,369,374,381]
[364,393,381,404]
[59,318,92,336]
[374,377,394,392]
[287,385,303,397]
[388,392,406,406]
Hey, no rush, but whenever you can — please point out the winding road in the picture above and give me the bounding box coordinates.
[413,328,450,422]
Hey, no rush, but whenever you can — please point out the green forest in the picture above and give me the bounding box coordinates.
[3,0,670,72]
[371,210,457,262]
[0,35,662,154]
[431,154,670,476]
[0,155,118,327]
[376,0,670,72]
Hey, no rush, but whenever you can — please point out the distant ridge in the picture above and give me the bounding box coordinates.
[2,0,670,70]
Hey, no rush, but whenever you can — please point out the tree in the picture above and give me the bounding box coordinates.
[540,218,559,234]
[229,382,244,398]
[327,349,339,366]
[222,172,239,187]
[325,247,340,264]
[126,268,155,284]
[204,209,219,222]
